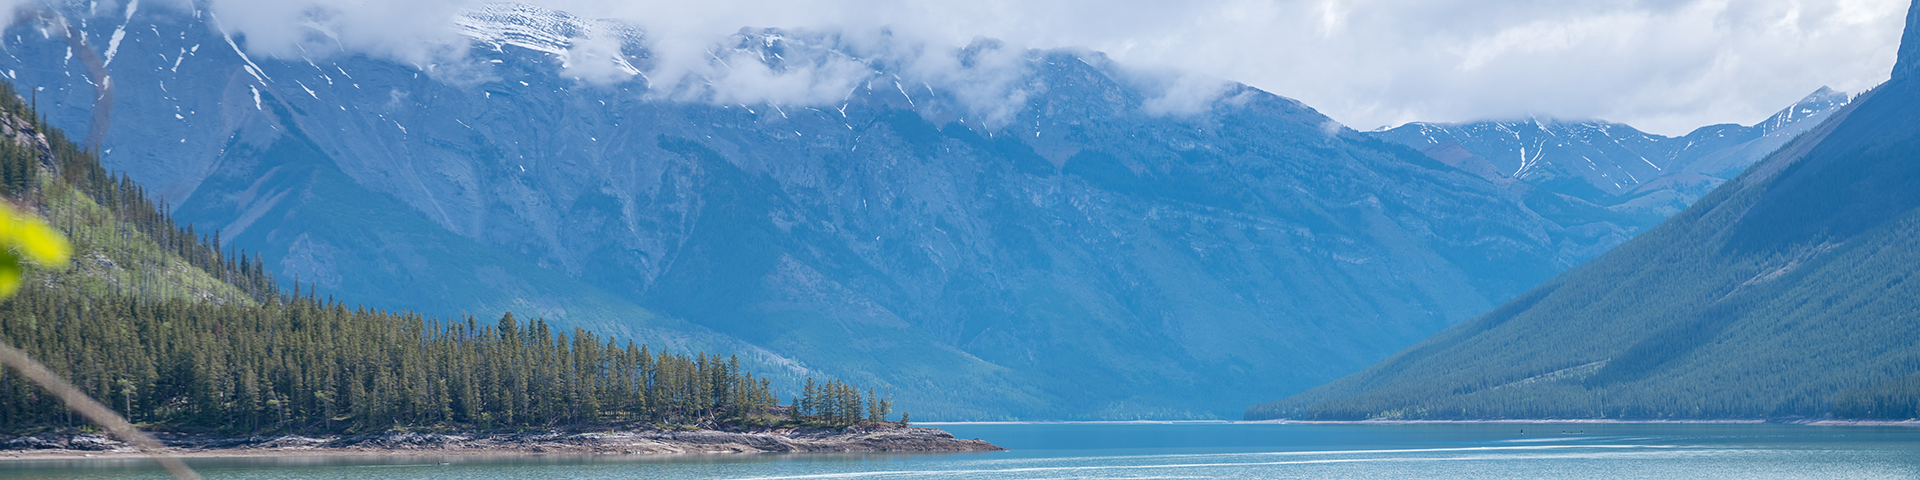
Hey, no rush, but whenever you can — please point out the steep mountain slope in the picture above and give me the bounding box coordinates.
[1370,87,1849,219]
[10,3,1638,418]
[0,81,266,308]
[1248,0,1920,421]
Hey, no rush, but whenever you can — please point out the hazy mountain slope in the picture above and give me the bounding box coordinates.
[1369,88,1850,219]
[8,3,1637,418]
[1247,1,1920,421]
[167,102,878,401]
[136,45,1038,419]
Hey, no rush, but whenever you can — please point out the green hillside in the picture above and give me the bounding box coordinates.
[0,85,269,307]
[1247,3,1920,421]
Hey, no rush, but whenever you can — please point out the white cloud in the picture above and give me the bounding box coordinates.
[892,37,1034,127]
[208,0,473,66]
[0,0,43,27]
[1135,70,1234,117]
[558,25,639,84]
[198,0,1910,135]
[699,34,874,107]
[1095,0,1908,134]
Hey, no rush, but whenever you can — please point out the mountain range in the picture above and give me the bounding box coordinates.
[1248,0,1920,421]
[0,1,1858,419]
[1369,87,1850,220]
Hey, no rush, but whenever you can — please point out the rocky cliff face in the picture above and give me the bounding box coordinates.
[4,2,1654,418]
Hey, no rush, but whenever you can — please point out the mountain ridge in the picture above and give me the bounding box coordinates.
[1898,0,1920,80]
[1368,86,1850,221]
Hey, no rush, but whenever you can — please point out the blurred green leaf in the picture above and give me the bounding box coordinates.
[0,203,70,298]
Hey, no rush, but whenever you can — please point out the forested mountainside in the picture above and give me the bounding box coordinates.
[1370,87,1850,220]
[9,2,1682,419]
[1248,0,1920,421]
[0,82,890,433]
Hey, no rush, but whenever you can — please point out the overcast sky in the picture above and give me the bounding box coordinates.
[92,0,1917,135]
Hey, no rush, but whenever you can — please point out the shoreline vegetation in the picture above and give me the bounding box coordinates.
[0,424,1003,460]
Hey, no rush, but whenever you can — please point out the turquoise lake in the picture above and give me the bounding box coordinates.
[4,422,1918,479]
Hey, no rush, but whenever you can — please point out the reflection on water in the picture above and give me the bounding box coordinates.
[4,423,1918,479]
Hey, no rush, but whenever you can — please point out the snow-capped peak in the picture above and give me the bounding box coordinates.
[455,3,591,56]
[1756,86,1848,135]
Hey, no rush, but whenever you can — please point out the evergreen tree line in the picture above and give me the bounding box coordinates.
[0,284,812,432]
[1832,370,1920,420]
[793,378,893,426]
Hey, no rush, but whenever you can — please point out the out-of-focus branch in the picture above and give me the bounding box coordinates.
[0,339,201,480]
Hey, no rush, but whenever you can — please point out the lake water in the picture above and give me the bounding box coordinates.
[4,422,1919,479]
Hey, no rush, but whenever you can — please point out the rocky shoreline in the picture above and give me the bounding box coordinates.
[1251,418,1920,426]
[0,425,1003,460]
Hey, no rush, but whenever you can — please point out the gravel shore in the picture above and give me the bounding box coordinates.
[0,425,1003,460]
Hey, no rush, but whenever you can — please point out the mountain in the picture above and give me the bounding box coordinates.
[8,3,1657,419]
[1369,87,1850,219]
[0,86,890,435]
[1247,0,1920,421]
